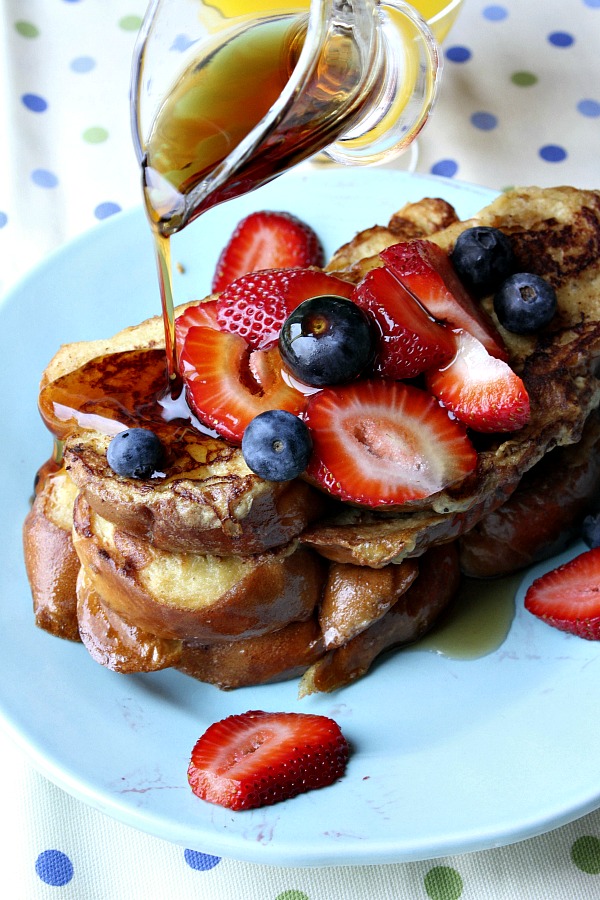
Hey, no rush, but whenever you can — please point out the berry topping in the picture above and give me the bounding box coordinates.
[450,226,515,296]
[279,295,375,386]
[381,239,508,360]
[524,547,600,640]
[188,710,349,810]
[180,325,307,443]
[582,512,600,549]
[426,330,530,433]
[216,268,355,350]
[242,409,312,481]
[212,210,324,292]
[106,428,164,479]
[493,272,557,335]
[352,266,456,380]
[174,299,219,355]
[303,379,477,507]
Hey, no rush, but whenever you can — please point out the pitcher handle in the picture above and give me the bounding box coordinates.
[325,0,441,166]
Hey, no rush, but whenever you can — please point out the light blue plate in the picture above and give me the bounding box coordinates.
[2,169,599,867]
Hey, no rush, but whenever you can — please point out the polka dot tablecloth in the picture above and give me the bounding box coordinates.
[1,1,600,897]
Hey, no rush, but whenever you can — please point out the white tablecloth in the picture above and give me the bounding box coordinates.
[1,1,600,897]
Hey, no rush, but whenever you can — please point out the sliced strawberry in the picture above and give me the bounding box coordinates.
[381,240,508,360]
[216,268,355,350]
[426,330,530,433]
[188,710,349,810]
[174,299,219,356]
[524,547,600,640]
[212,211,324,292]
[180,325,307,443]
[304,379,477,507]
[352,266,456,379]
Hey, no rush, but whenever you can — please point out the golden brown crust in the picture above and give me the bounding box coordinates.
[76,569,183,672]
[299,543,461,696]
[72,494,326,642]
[177,618,325,689]
[319,558,419,648]
[23,467,81,641]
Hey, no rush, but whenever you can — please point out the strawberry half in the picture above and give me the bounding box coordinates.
[188,710,349,810]
[381,240,508,360]
[524,547,600,640]
[175,299,219,356]
[304,379,477,507]
[352,266,456,379]
[180,325,307,443]
[212,211,324,292]
[216,268,355,350]
[426,330,530,433]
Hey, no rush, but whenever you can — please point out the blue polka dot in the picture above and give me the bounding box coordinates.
[539,144,567,162]
[31,169,59,188]
[431,159,458,178]
[35,850,74,887]
[70,56,96,73]
[184,849,221,871]
[578,99,600,117]
[445,45,471,63]
[548,31,575,47]
[483,5,508,21]
[22,93,48,113]
[94,201,122,220]
[471,111,498,130]
[583,0,600,7]
[0,212,7,228]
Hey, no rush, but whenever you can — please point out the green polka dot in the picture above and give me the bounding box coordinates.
[275,892,310,900]
[15,21,39,38]
[83,127,109,144]
[119,15,143,31]
[424,866,463,900]
[511,71,538,87]
[571,835,600,875]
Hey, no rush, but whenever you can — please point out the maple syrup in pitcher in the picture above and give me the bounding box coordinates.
[134,1,440,383]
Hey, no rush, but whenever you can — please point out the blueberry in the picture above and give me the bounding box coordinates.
[107,428,164,478]
[582,512,600,549]
[241,410,312,481]
[451,226,515,295]
[493,272,557,334]
[279,295,375,387]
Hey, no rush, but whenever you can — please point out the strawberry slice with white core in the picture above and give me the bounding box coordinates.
[175,299,219,356]
[381,240,508,360]
[304,379,477,507]
[180,325,307,443]
[216,268,355,350]
[212,211,324,292]
[426,330,530,433]
[188,710,349,810]
[352,266,456,379]
[524,547,600,640]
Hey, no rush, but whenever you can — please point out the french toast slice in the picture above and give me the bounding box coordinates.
[71,493,325,643]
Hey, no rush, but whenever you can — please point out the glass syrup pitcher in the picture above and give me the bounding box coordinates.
[131,0,441,380]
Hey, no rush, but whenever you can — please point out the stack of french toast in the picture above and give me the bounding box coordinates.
[23,185,600,695]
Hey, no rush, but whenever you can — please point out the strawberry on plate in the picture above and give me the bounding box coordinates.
[188,710,349,810]
[426,329,530,433]
[174,299,219,356]
[216,268,355,350]
[381,240,508,360]
[524,547,600,640]
[212,211,324,292]
[180,325,307,443]
[304,379,477,507]
[352,266,456,379]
